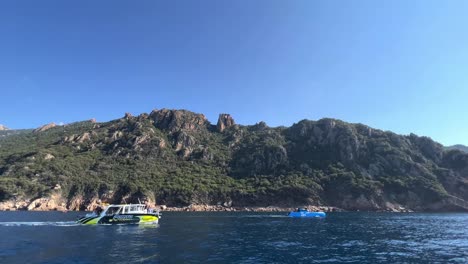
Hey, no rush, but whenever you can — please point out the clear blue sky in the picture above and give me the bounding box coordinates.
[1,0,467,145]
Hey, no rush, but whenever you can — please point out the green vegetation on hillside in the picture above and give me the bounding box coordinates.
[1,109,468,211]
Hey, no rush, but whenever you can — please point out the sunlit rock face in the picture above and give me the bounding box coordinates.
[217,114,235,132]
[149,109,209,133]
[33,122,56,133]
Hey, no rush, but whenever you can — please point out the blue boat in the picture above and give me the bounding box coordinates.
[288,208,326,218]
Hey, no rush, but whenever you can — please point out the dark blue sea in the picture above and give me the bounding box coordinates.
[0,211,467,263]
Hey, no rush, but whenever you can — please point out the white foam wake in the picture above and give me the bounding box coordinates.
[0,221,78,226]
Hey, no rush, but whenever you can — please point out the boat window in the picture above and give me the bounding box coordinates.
[105,206,121,215]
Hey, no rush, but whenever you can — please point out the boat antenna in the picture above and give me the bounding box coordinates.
[123,198,127,204]
[138,198,142,204]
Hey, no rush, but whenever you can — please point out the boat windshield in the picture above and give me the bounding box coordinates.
[105,206,122,216]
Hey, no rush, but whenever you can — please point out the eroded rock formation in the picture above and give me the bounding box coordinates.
[217,114,235,132]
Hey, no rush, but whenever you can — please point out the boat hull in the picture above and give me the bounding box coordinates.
[77,214,159,225]
[288,211,326,218]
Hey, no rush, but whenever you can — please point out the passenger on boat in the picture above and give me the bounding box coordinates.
[95,205,103,215]
[144,201,154,213]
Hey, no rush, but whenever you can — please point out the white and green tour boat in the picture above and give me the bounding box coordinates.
[77,203,160,225]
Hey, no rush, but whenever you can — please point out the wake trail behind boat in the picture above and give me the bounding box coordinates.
[242,215,289,218]
[181,214,288,218]
[0,221,79,227]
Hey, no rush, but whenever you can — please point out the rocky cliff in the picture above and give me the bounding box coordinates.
[1,108,467,212]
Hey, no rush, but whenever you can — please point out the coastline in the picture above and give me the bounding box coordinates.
[0,198,344,212]
[0,196,421,212]
[0,201,420,213]
[159,205,343,212]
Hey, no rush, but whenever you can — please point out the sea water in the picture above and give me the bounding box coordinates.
[0,211,467,263]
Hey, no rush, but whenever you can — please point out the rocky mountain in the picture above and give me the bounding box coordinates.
[0,125,9,131]
[1,108,468,212]
[446,144,468,153]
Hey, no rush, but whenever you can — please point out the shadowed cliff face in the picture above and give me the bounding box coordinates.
[0,109,468,212]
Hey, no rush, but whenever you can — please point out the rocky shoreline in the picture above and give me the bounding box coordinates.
[0,193,419,212]
[0,198,342,212]
[159,205,344,212]
[0,197,420,212]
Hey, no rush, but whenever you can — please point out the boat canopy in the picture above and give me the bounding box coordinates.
[102,204,149,216]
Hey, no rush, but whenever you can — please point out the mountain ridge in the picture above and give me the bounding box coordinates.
[1,108,467,212]
[446,144,468,153]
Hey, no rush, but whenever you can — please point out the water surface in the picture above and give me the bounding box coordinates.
[0,211,467,263]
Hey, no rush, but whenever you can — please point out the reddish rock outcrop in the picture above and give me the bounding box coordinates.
[0,200,28,211]
[68,196,85,211]
[33,122,57,133]
[26,193,67,211]
[149,109,208,133]
[217,114,235,132]
[77,132,91,143]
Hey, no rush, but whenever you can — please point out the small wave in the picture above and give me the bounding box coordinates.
[0,221,79,227]
[266,241,303,248]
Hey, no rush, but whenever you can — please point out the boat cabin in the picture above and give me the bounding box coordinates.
[102,204,149,216]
